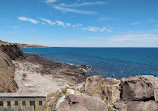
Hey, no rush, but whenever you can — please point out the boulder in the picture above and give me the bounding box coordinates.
[84,75,103,96]
[154,89,158,102]
[45,88,108,111]
[114,101,158,111]
[57,90,108,111]
[120,75,158,102]
[84,75,120,104]
[127,101,158,111]
[102,78,120,104]
[114,102,127,111]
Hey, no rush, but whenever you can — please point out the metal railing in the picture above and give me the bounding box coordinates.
[0,93,46,111]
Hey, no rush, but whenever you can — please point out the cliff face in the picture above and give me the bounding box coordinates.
[0,44,24,92]
[0,44,24,60]
[0,50,18,92]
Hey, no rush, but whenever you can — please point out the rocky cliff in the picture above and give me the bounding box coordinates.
[0,44,24,60]
[0,50,18,92]
[0,44,24,92]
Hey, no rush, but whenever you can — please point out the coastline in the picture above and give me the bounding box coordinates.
[1,44,158,110]
[14,53,89,94]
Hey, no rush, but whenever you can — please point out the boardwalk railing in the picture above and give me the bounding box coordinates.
[0,93,46,111]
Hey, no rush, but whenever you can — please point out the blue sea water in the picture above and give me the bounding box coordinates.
[22,47,158,79]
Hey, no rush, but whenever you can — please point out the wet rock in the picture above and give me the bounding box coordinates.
[79,65,88,70]
[120,75,158,102]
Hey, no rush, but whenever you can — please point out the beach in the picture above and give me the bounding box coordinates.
[14,53,89,94]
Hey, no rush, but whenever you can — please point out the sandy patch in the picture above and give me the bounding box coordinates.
[13,60,68,95]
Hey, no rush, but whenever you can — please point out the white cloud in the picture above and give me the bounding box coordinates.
[81,26,112,32]
[17,17,38,24]
[40,18,71,27]
[65,23,71,27]
[111,34,158,42]
[59,1,106,7]
[53,5,95,15]
[130,22,141,26]
[73,24,82,28]
[56,20,65,27]
[45,0,57,3]
[41,18,55,25]
[55,20,71,27]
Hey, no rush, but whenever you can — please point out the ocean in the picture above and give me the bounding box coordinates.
[22,47,158,79]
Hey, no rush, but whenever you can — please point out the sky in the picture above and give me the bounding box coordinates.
[0,0,158,47]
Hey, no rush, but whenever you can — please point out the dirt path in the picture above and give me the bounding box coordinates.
[13,60,68,95]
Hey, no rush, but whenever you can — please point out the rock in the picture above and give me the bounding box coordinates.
[79,65,88,70]
[0,44,24,60]
[102,78,120,104]
[57,90,108,111]
[114,102,127,111]
[120,75,158,102]
[45,88,108,111]
[154,89,158,102]
[84,75,120,104]
[84,75,103,96]
[127,101,158,111]
[22,73,27,77]
[0,50,18,92]
[73,82,85,92]
[22,73,27,80]
[23,53,89,86]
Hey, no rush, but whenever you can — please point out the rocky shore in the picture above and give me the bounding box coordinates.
[44,75,158,111]
[0,44,158,111]
[14,53,89,94]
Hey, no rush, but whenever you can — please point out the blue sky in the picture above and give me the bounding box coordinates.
[0,0,158,47]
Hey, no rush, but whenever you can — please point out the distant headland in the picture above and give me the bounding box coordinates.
[0,39,48,48]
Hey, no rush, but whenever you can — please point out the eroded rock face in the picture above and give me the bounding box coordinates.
[58,94,108,111]
[103,78,120,104]
[0,50,18,92]
[45,75,158,111]
[0,44,24,60]
[114,102,127,111]
[127,101,158,111]
[120,75,158,102]
[84,75,120,104]
[114,101,158,111]
[47,89,108,111]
